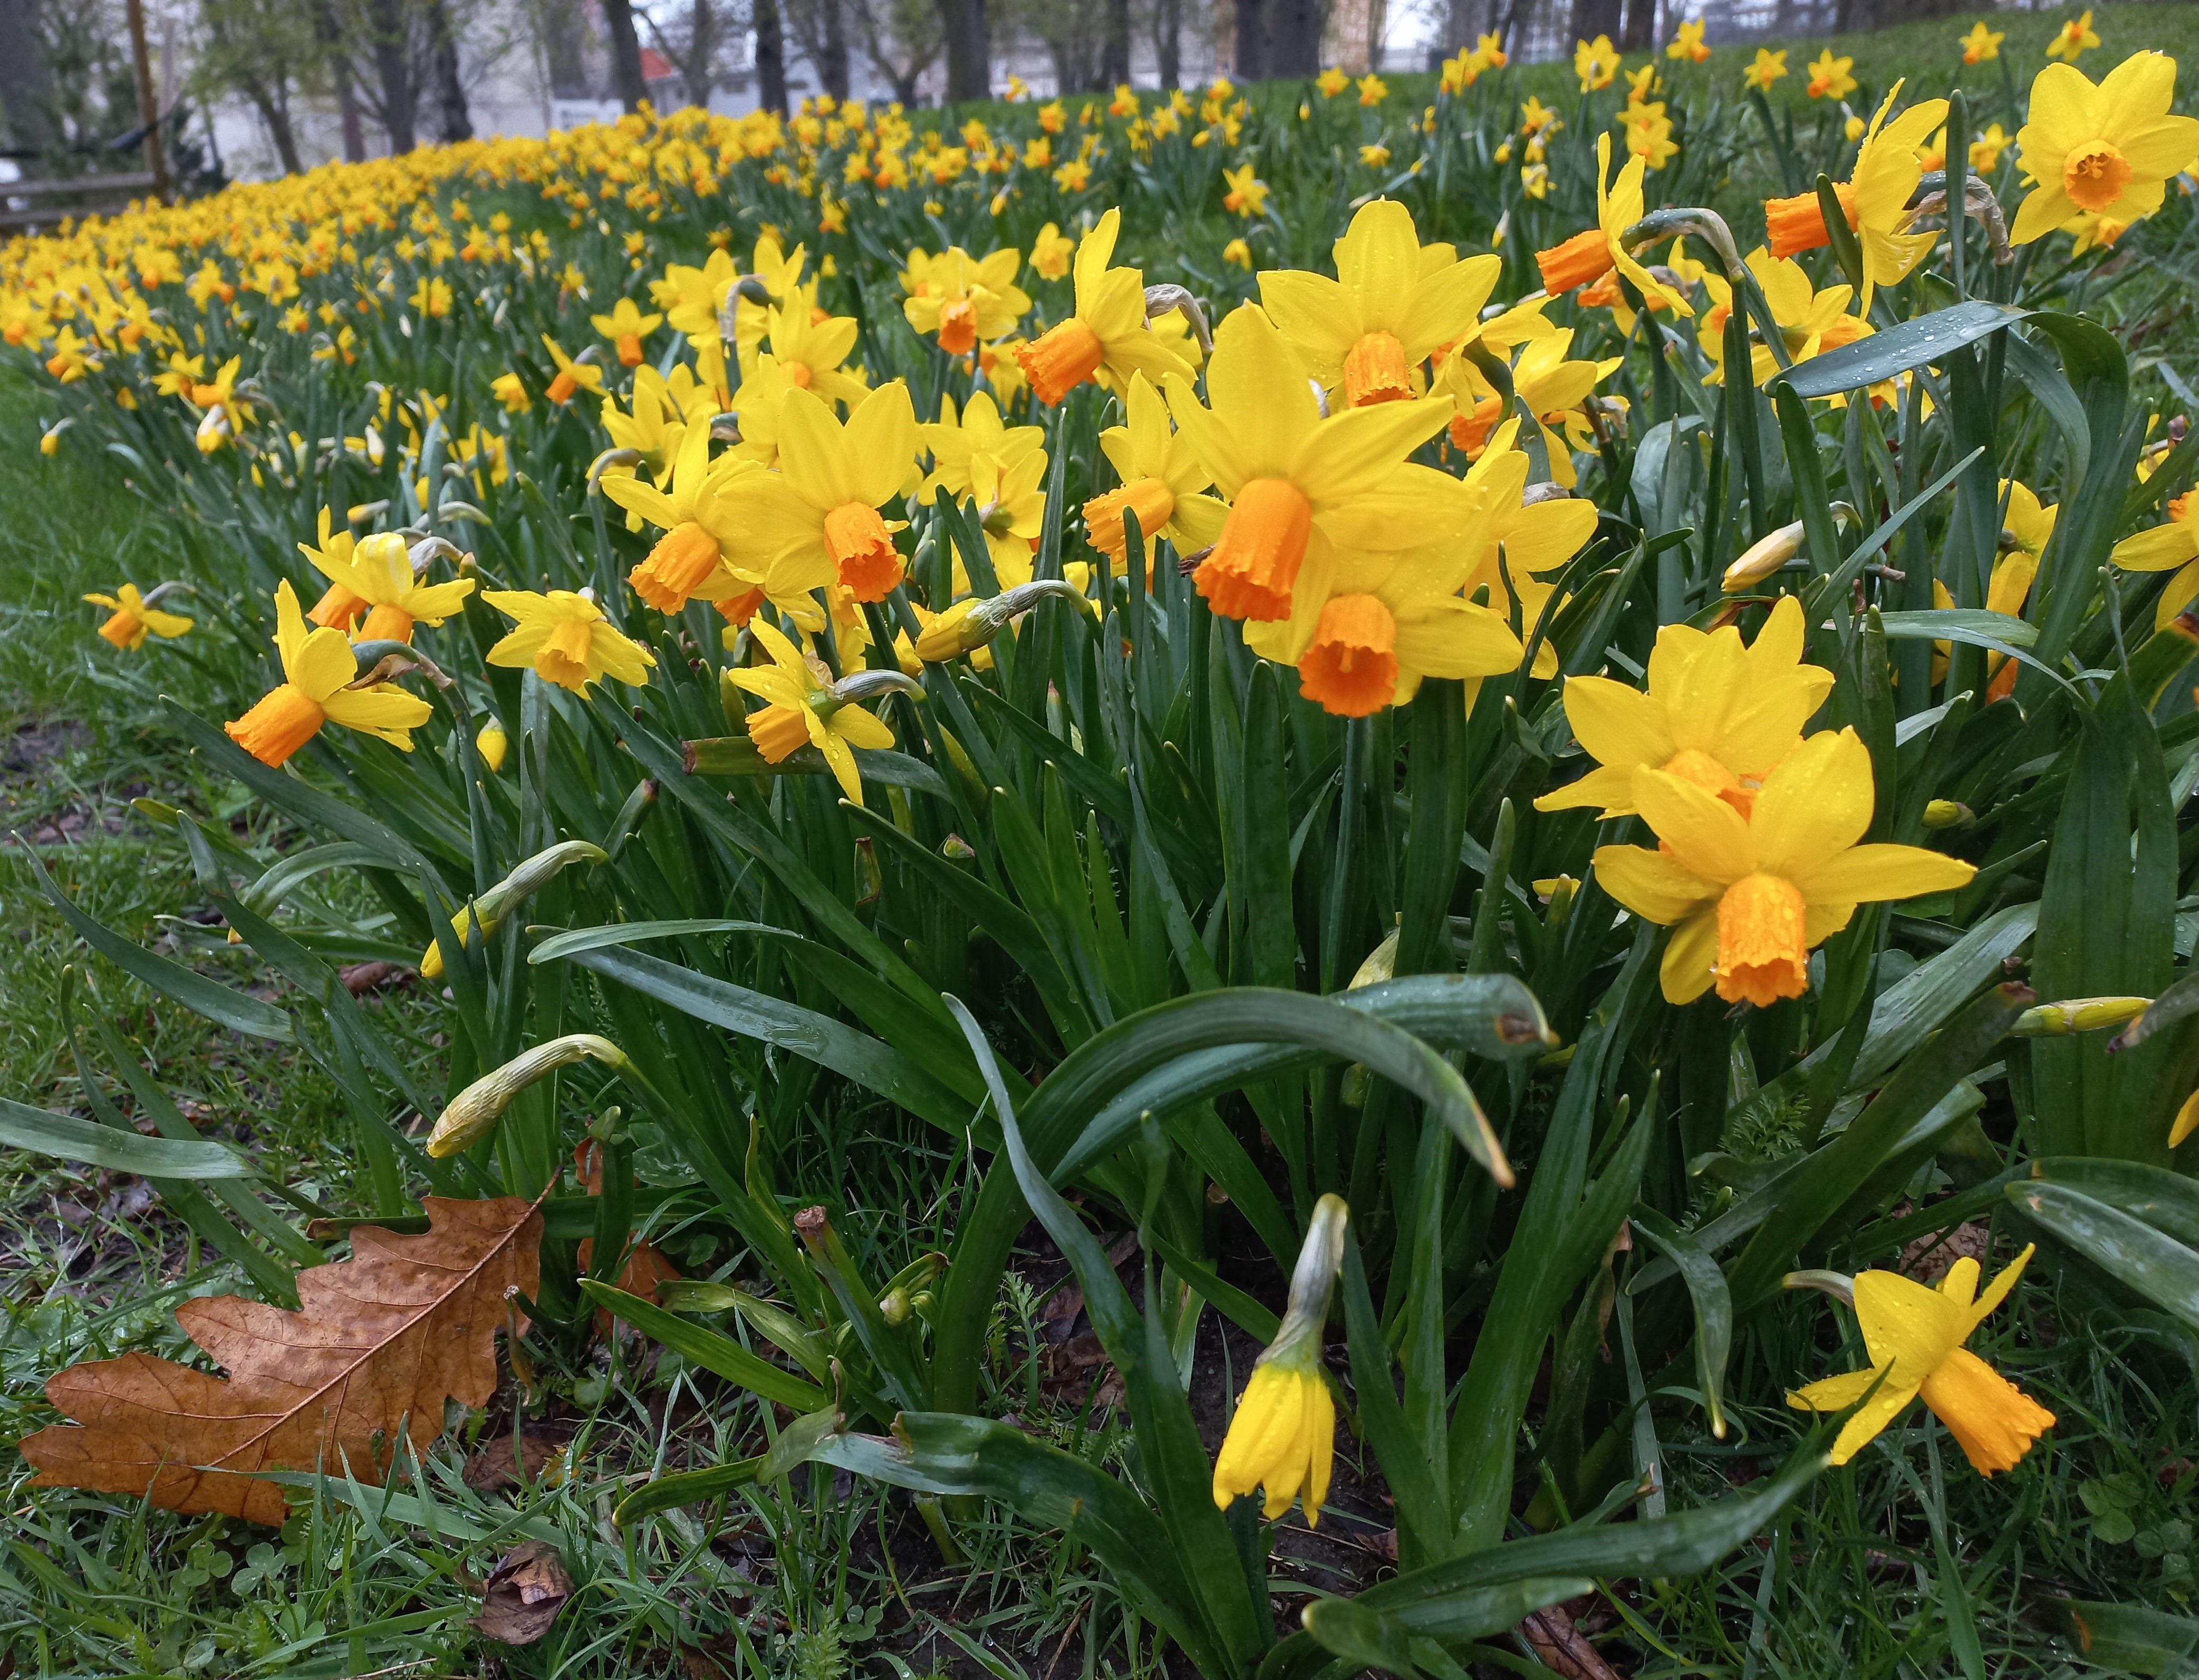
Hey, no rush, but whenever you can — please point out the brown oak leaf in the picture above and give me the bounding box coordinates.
[20,1195,541,1524]
[474,1539,574,1645]
[574,1140,680,1335]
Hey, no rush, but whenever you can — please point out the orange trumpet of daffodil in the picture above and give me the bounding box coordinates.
[84,583,191,650]
[306,531,476,644]
[1595,726,1976,1005]
[1533,134,1692,313]
[590,296,663,367]
[1788,1248,2055,1476]
[724,620,897,804]
[1258,198,1502,409]
[901,246,1031,354]
[1014,208,1194,405]
[225,581,432,768]
[602,418,765,613]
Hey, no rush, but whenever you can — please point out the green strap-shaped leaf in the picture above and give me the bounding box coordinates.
[0,1097,259,1178]
[1773,300,2028,399]
[578,1281,829,1410]
[21,842,293,1043]
[1631,1206,1731,1442]
[1300,1579,1591,1678]
[2010,1181,2199,1331]
[614,1455,765,1525]
[2028,1158,2199,1246]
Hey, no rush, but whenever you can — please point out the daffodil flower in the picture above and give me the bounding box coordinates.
[1699,249,1870,388]
[1014,208,1194,405]
[2110,490,2199,629]
[2044,8,2098,63]
[1933,480,2055,693]
[1533,133,1691,313]
[1276,539,1526,717]
[1213,1194,1349,1525]
[541,334,604,405]
[1960,21,2003,63]
[758,301,870,408]
[720,382,919,604]
[724,620,896,804]
[590,296,663,366]
[84,583,191,650]
[305,531,476,644]
[1082,373,1227,572]
[1455,424,1602,677]
[1259,198,1502,410]
[1594,726,1976,1005]
[481,588,657,692]
[921,389,1045,504]
[603,419,766,613]
[225,581,432,767]
[1441,327,1620,489]
[1166,305,1465,639]
[2010,52,2199,247]
[1537,595,1832,820]
[901,246,1030,354]
[1788,1247,2055,1475]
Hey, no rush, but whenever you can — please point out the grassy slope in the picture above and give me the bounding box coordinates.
[3,15,2199,1671]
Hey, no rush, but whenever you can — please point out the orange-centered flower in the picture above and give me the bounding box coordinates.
[1341,330,1413,407]
[630,522,725,613]
[1536,228,1613,295]
[1298,595,1399,716]
[1764,182,1858,260]
[1083,477,1179,565]
[1019,317,1105,404]
[824,501,903,601]
[937,298,978,354]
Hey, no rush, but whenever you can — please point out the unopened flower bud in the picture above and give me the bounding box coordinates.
[421,840,607,978]
[476,719,509,774]
[1922,799,1972,829]
[2012,996,2152,1037]
[429,1033,627,1157]
[914,580,1088,661]
[1722,503,1858,592]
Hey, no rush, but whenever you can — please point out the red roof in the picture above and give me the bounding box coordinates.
[640,46,675,81]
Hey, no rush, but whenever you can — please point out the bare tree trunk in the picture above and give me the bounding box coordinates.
[820,0,849,100]
[319,4,367,160]
[1265,0,1319,75]
[601,0,649,109]
[936,0,988,99]
[371,0,416,149]
[426,0,471,140]
[1100,0,1127,84]
[1153,0,1179,87]
[684,0,715,105]
[1569,0,1621,42]
[1618,0,1652,51]
[245,79,304,172]
[0,0,43,153]
[754,0,788,110]
[1234,0,1264,80]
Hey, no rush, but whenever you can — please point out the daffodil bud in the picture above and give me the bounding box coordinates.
[914,580,1088,660]
[428,1033,627,1157]
[2172,1087,2199,1148]
[476,720,509,773]
[1142,284,1212,353]
[1212,1195,1349,1525]
[1348,927,1401,990]
[1722,503,1858,592]
[2011,996,2151,1037]
[421,839,607,978]
[1922,799,1972,829]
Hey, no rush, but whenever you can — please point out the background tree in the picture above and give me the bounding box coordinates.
[849,0,940,106]
[601,0,649,108]
[192,0,323,173]
[782,0,849,100]
[754,0,787,111]
[642,0,727,108]
[934,0,986,100]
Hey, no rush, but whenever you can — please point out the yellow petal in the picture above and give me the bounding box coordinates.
[1660,909,1721,1003]
[1558,673,1674,775]
[1748,728,1875,882]
[1960,1242,2036,1337]
[1632,766,1756,883]
[1854,1267,1967,1374]
[1796,842,1975,906]
[1592,843,1722,925]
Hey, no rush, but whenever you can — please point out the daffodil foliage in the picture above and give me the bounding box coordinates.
[10,36,2199,1675]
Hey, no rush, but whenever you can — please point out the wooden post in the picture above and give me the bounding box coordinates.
[123,0,169,203]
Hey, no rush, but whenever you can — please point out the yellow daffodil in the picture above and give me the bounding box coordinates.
[2044,9,2098,63]
[1029,222,1075,281]
[1533,134,1691,312]
[481,588,655,691]
[1788,1248,2055,1475]
[296,508,374,631]
[724,620,895,803]
[2010,53,2199,246]
[1356,73,1387,107]
[967,450,1050,588]
[1223,237,1253,269]
[1259,198,1502,410]
[1213,1195,1348,1525]
[1014,208,1194,405]
[306,530,476,644]
[1960,21,2003,63]
[602,416,764,613]
[1536,595,1832,819]
[1699,249,1869,386]
[1453,423,1601,677]
[1667,20,1710,62]
[1223,163,1270,218]
[2111,490,2199,629]
[84,583,191,650]
[1595,726,1976,1005]
[476,720,508,773]
[653,247,740,350]
[1761,84,1947,310]
[1441,327,1620,489]
[901,246,1030,354]
[226,581,432,767]
[1971,123,2011,173]
[542,334,604,405]
[1743,47,1788,90]
[758,301,871,408]
[491,371,531,412]
[1574,34,1619,92]
[721,382,919,604]
[591,296,664,367]
[1317,65,1350,97]
[921,390,1044,503]
[1805,50,1857,100]
[1933,480,2054,695]
[1083,372,1228,571]
[1164,304,1464,640]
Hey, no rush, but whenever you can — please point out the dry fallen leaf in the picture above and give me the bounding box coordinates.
[474,1539,574,1645]
[463,1428,571,1493]
[1519,1601,1627,1680]
[574,1140,680,1334]
[21,1195,541,1524]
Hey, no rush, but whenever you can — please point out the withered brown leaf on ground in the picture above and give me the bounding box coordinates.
[574,1140,680,1334]
[463,1429,571,1492]
[20,1196,541,1524]
[474,1539,574,1645]
[1519,1601,1628,1680]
